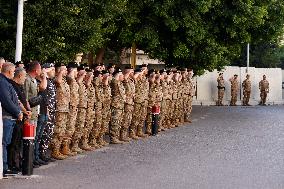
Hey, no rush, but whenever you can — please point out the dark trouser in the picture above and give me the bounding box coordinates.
[35,114,48,161]
[40,111,55,158]
[2,119,17,171]
[7,121,23,171]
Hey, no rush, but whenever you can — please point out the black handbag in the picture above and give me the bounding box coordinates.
[28,95,43,107]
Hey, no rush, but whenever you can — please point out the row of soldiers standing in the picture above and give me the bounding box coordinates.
[50,63,196,160]
[217,73,269,106]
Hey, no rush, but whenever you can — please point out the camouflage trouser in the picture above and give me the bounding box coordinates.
[110,107,124,139]
[217,89,225,105]
[159,100,167,129]
[40,111,55,155]
[83,107,95,140]
[65,106,78,139]
[243,91,251,105]
[177,98,184,123]
[131,103,143,133]
[172,99,178,125]
[121,104,134,133]
[183,95,191,121]
[164,99,172,128]
[260,91,268,104]
[146,106,153,133]
[101,103,111,135]
[89,103,103,140]
[72,108,86,141]
[230,90,238,105]
[52,112,68,148]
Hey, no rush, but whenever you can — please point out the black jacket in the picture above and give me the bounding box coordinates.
[0,73,21,119]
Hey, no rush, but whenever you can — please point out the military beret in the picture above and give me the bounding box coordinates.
[94,70,102,77]
[67,62,78,69]
[234,74,238,76]
[55,62,65,68]
[180,68,187,72]
[141,64,148,68]
[159,69,167,74]
[107,63,116,69]
[113,68,123,76]
[42,63,55,69]
[166,69,173,74]
[85,66,93,72]
[148,69,156,75]
[124,65,132,70]
[101,70,110,75]
[15,61,24,66]
[78,64,88,71]
[134,68,142,73]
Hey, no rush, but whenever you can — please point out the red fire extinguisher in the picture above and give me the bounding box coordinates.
[22,120,35,176]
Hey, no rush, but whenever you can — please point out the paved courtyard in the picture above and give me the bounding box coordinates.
[1,105,284,189]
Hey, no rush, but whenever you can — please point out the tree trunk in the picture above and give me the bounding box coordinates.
[88,51,94,67]
[130,43,136,68]
[95,48,105,65]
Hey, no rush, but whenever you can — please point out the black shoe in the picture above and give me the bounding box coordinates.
[33,163,40,168]
[33,160,41,167]
[37,159,48,165]
[3,169,20,176]
[48,157,56,162]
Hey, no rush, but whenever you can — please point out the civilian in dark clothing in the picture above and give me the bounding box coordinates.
[9,67,31,171]
[0,62,23,176]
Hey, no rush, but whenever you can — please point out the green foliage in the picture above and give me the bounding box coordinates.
[0,0,284,73]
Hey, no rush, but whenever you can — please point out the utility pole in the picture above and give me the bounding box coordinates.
[15,0,25,62]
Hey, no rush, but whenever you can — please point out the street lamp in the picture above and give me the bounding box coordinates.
[15,0,27,62]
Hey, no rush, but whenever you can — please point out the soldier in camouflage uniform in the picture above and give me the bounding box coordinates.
[242,74,251,106]
[181,68,191,122]
[146,70,157,134]
[99,70,112,146]
[120,66,135,142]
[110,69,126,144]
[82,68,96,150]
[155,74,163,131]
[130,68,143,140]
[71,65,87,153]
[138,64,149,138]
[187,69,195,121]
[51,63,70,160]
[166,70,175,129]
[80,68,94,151]
[89,71,104,148]
[259,75,269,105]
[62,62,79,156]
[171,71,180,127]
[229,74,239,106]
[177,72,184,125]
[159,69,168,132]
[217,73,225,106]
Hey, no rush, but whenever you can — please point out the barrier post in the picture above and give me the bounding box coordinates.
[151,105,160,136]
[22,121,35,176]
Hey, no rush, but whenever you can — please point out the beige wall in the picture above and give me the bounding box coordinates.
[194,66,283,105]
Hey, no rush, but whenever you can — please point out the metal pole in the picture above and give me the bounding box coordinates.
[15,0,24,62]
[246,43,250,73]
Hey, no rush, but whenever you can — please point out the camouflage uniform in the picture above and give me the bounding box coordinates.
[130,79,143,139]
[89,77,104,148]
[242,78,251,105]
[182,78,191,122]
[230,77,239,106]
[160,80,169,130]
[110,79,126,143]
[71,79,88,153]
[217,76,225,106]
[171,81,179,126]
[62,77,79,156]
[139,76,149,137]
[164,80,173,129]
[177,81,184,124]
[188,77,196,117]
[259,79,269,105]
[146,81,157,134]
[156,82,163,130]
[82,82,96,150]
[51,77,70,159]
[100,82,111,145]
[120,78,135,141]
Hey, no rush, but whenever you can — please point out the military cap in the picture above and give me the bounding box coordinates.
[42,63,55,69]
[55,62,65,68]
[67,62,78,69]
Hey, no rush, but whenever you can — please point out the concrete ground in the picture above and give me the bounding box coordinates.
[0,105,284,189]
